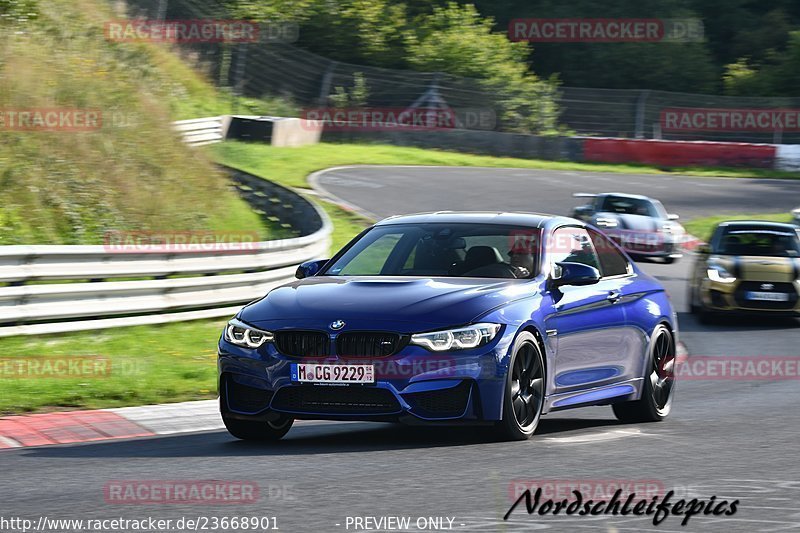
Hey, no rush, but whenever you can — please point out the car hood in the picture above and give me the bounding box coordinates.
[710,255,799,281]
[596,212,660,231]
[239,276,539,330]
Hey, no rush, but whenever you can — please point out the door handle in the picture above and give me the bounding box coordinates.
[607,290,622,303]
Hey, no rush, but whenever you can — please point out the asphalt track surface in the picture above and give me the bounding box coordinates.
[2,167,800,533]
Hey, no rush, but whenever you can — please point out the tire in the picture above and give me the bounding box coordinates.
[496,332,545,441]
[613,324,675,423]
[663,256,677,265]
[222,414,294,441]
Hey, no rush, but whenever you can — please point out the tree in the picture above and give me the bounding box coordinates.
[724,31,800,96]
[406,3,561,133]
[297,0,408,67]
[495,0,718,93]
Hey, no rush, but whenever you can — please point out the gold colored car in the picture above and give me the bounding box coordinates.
[689,221,800,322]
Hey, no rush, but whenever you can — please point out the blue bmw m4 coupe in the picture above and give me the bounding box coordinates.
[218,212,678,441]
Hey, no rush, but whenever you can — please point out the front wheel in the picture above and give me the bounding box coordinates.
[613,324,675,423]
[223,414,294,441]
[689,284,714,324]
[496,332,545,441]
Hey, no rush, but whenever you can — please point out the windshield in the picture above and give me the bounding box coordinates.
[715,229,800,257]
[324,223,542,279]
[600,196,664,218]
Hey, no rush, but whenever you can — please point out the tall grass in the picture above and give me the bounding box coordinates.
[0,0,266,244]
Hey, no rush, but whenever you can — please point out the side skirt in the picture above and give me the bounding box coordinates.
[542,378,643,414]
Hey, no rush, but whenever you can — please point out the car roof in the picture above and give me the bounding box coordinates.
[717,220,799,232]
[597,192,654,201]
[374,211,576,229]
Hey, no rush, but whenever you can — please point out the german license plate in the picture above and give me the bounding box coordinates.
[746,291,789,301]
[291,363,374,384]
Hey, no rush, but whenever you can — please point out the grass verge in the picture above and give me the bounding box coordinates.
[211,141,800,194]
[684,213,794,242]
[0,319,226,415]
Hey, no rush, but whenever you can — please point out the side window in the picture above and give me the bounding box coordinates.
[550,227,601,272]
[588,228,631,277]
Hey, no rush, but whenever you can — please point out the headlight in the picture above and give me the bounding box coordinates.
[224,318,274,348]
[661,223,684,235]
[411,323,501,352]
[595,217,618,228]
[706,263,736,284]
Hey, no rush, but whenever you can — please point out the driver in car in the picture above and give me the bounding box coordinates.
[508,249,534,278]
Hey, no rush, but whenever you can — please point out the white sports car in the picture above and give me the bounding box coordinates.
[571,192,686,263]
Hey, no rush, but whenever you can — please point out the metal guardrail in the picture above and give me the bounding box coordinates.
[174,116,226,146]
[0,165,332,337]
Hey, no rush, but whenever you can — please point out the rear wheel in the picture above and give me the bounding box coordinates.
[496,332,545,441]
[613,324,675,423]
[222,414,294,441]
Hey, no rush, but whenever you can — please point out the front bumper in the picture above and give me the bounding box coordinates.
[607,230,684,258]
[700,278,800,314]
[218,328,512,424]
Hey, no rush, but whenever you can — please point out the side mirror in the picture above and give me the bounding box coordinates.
[552,261,601,287]
[295,259,329,279]
[667,213,680,221]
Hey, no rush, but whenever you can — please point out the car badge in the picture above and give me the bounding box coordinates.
[330,320,346,331]
[760,283,774,291]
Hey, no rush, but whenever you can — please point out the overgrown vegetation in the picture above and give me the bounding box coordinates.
[221,0,800,96]
[0,0,266,244]
[222,0,562,133]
